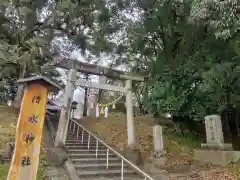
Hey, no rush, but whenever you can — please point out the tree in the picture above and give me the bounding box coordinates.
[0,0,128,107]
[0,0,58,107]
[122,0,240,137]
[190,0,240,39]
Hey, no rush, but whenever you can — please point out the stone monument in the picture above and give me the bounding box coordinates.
[194,114,240,166]
[201,115,232,150]
[149,125,166,166]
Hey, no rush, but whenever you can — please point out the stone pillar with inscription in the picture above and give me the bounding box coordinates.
[7,76,60,180]
[153,125,164,156]
[201,115,232,150]
[193,114,240,166]
[150,125,166,166]
[87,94,96,117]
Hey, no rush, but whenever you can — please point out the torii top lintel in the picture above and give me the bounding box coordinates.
[55,57,144,81]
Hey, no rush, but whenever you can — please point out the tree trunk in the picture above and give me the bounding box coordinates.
[135,91,145,115]
[12,84,25,108]
[97,89,103,103]
[224,112,232,141]
[134,84,146,115]
[236,111,240,136]
[13,60,27,109]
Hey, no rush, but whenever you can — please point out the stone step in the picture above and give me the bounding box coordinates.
[65,144,107,149]
[67,132,82,134]
[66,129,148,180]
[65,142,103,147]
[66,138,97,141]
[66,138,98,141]
[67,149,109,154]
[71,157,120,165]
[74,162,126,170]
[66,143,104,147]
[82,177,140,180]
[44,167,70,180]
[66,135,96,138]
[67,133,96,137]
[67,133,84,136]
[65,140,101,144]
[65,140,103,146]
[66,138,98,144]
[66,137,99,142]
[77,169,138,178]
[65,143,106,147]
[68,153,116,159]
[67,134,91,136]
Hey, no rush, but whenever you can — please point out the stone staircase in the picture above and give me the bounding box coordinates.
[65,119,154,180]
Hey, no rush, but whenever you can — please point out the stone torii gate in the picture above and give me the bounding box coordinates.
[54,58,144,163]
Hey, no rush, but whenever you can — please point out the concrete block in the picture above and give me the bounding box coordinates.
[201,143,232,150]
[194,149,240,166]
[47,148,68,167]
[124,146,143,165]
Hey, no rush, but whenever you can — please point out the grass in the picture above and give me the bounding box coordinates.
[81,113,201,163]
[0,106,47,180]
[0,164,9,179]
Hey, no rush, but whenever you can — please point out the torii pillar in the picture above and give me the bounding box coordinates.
[125,79,136,146]
[124,78,142,165]
[55,69,77,147]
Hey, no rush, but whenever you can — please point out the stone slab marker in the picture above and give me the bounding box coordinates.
[96,104,100,118]
[153,125,164,154]
[201,114,232,150]
[194,114,240,166]
[150,125,166,166]
[104,106,108,119]
[87,94,95,117]
[205,115,223,144]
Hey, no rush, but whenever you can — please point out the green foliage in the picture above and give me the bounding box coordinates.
[0,0,124,101]
[0,0,58,101]
[125,0,240,120]
[190,0,240,39]
[0,0,239,122]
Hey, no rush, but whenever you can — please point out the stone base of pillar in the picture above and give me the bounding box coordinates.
[149,157,167,166]
[151,151,165,158]
[194,149,240,166]
[124,146,143,165]
[47,147,68,167]
[149,151,167,166]
[201,143,232,150]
